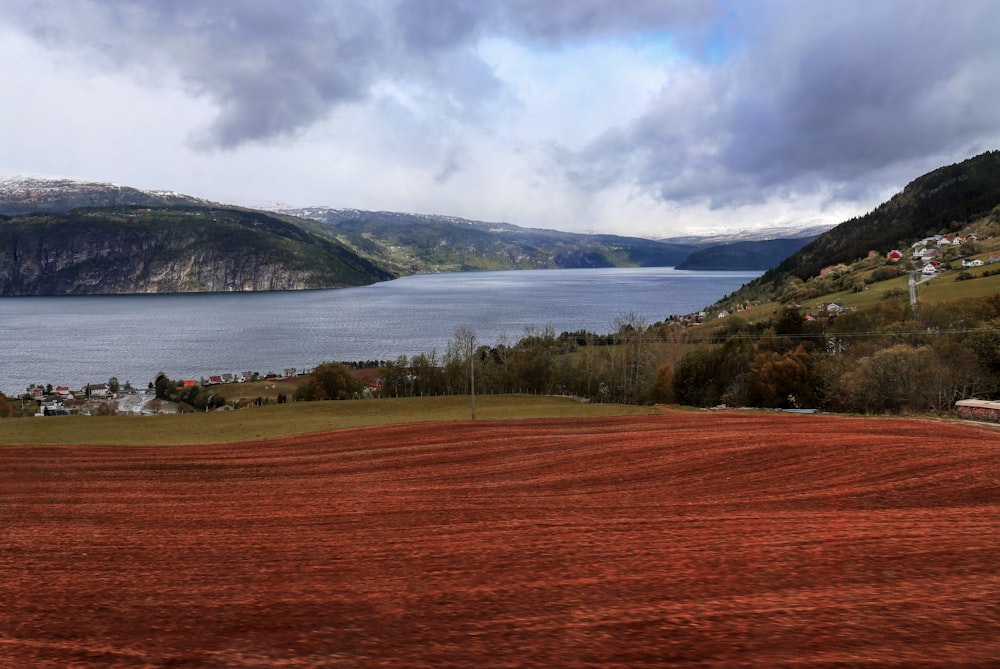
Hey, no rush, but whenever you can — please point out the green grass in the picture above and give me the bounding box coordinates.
[724,268,999,328]
[919,270,1000,303]
[0,395,668,446]
[222,376,302,402]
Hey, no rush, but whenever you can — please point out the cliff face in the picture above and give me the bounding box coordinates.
[0,207,394,295]
[7,240,315,293]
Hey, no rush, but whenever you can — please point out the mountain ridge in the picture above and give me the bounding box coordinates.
[0,173,895,296]
[275,206,703,272]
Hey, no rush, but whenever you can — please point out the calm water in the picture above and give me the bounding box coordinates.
[0,268,757,394]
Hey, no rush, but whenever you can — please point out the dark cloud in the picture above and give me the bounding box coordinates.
[560,0,1000,207]
[2,0,720,149]
[4,0,998,217]
[6,0,395,147]
[496,0,721,44]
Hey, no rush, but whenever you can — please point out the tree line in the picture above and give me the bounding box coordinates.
[299,292,1000,416]
[4,292,996,418]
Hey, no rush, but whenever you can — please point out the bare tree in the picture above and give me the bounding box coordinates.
[452,327,477,419]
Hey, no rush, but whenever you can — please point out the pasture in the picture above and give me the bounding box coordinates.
[0,395,663,446]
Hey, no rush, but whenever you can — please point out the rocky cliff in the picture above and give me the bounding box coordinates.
[0,206,394,295]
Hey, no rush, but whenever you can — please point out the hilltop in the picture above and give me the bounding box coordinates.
[274,207,700,272]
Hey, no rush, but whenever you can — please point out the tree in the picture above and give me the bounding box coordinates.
[672,337,757,407]
[381,355,411,397]
[649,362,675,404]
[108,377,120,394]
[154,372,174,400]
[834,344,930,414]
[746,345,813,408]
[295,361,361,401]
[411,351,445,396]
[672,345,726,407]
[452,327,477,418]
[0,393,13,418]
[613,312,648,403]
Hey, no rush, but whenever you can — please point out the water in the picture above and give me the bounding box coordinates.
[0,268,757,394]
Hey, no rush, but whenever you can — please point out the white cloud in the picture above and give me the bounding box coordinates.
[0,27,211,189]
[2,1,999,237]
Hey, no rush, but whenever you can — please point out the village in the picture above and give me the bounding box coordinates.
[16,368,308,417]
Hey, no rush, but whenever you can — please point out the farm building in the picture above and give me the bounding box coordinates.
[955,399,1000,423]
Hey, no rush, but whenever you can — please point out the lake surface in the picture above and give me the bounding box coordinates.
[0,268,758,394]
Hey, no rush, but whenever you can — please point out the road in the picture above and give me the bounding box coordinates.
[116,389,156,414]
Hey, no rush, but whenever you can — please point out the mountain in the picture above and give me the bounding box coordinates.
[674,236,820,271]
[0,174,839,296]
[0,176,213,214]
[745,150,1000,297]
[0,206,393,295]
[659,223,833,247]
[276,207,700,273]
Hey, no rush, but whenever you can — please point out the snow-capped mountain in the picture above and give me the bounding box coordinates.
[0,175,215,215]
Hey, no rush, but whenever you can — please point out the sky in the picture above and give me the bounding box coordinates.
[2,0,999,238]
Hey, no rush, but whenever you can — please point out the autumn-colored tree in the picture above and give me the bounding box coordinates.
[747,345,813,408]
[649,362,675,404]
[0,393,13,418]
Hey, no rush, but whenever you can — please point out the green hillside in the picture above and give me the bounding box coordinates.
[741,150,1000,300]
[292,209,699,273]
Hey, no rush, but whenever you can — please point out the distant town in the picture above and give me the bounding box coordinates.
[16,368,308,416]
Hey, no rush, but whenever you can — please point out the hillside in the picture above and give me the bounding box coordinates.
[0,206,393,295]
[3,413,997,666]
[675,236,818,270]
[277,207,703,272]
[739,150,1000,301]
[1,177,818,277]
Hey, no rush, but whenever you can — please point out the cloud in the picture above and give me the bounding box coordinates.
[5,1,401,147]
[2,0,999,237]
[557,1,1000,210]
[1,1,720,149]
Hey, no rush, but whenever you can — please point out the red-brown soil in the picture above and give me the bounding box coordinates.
[2,413,998,667]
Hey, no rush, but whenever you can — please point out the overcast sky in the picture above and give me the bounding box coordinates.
[2,1,999,237]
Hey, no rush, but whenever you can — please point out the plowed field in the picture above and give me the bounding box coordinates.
[2,413,999,667]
